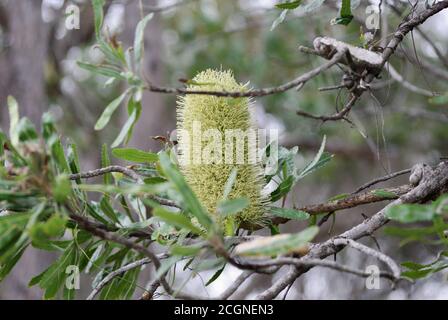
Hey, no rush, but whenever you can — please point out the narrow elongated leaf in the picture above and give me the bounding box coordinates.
[153,207,203,235]
[111,107,138,148]
[373,189,397,199]
[270,207,309,220]
[155,256,183,280]
[159,153,212,230]
[205,264,226,286]
[332,0,354,25]
[170,244,202,256]
[275,1,301,9]
[271,175,294,202]
[8,96,19,147]
[33,243,78,299]
[134,13,154,71]
[77,61,124,79]
[217,198,249,216]
[101,144,112,185]
[112,148,158,163]
[297,136,333,180]
[16,118,38,142]
[235,226,318,257]
[386,204,436,223]
[92,0,105,39]
[222,168,238,200]
[51,139,70,173]
[271,10,288,31]
[95,91,129,130]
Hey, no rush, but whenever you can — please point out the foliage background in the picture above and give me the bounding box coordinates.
[0,0,447,299]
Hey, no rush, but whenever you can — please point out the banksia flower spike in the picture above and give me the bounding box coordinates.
[177,69,269,230]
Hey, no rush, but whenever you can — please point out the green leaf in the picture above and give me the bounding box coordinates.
[111,107,138,148]
[52,175,72,203]
[222,168,238,200]
[134,13,154,72]
[16,118,38,142]
[124,98,142,144]
[50,139,70,173]
[95,91,129,130]
[327,193,350,202]
[0,246,27,281]
[401,252,448,280]
[155,256,183,280]
[32,243,78,299]
[1,202,45,263]
[42,112,57,141]
[373,189,397,199]
[270,207,310,220]
[170,244,202,256]
[29,213,67,248]
[92,0,105,39]
[8,96,19,147]
[271,175,294,202]
[429,93,448,105]
[235,226,318,257]
[77,61,124,79]
[297,136,333,180]
[194,257,226,272]
[269,223,280,235]
[205,264,226,286]
[332,0,353,26]
[386,204,436,223]
[144,177,167,184]
[235,226,319,256]
[101,144,112,185]
[78,182,169,195]
[271,9,288,30]
[217,198,249,216]
[112,148,158,163]
[153,207,203,235]
[67,143,81,175]
[159,152,212,231]
[275,1,301,9]
[99,196,120,224]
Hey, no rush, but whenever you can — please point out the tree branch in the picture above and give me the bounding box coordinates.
[143,49,346,97]
[256,161,448,299]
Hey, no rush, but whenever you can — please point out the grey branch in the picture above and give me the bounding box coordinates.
[333,238,401,280]
[87,257,151,300]
[385,63,435,97]
[351,168,412,194]
[69,165,179,208]
[237,257,397,281]
[144,49,346,98]
[381,1,448,68]
[218,271,255,300]
[256,161,448,299]
[69,165,143,183]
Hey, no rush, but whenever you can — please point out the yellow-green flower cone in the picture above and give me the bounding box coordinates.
[177,69,269,228]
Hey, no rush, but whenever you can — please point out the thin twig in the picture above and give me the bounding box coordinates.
[69,213,174,296]
[87,258,151,300]
[296,93,358,122]
[351,168,412,194]
[218,270,254,300]
[69,166,179,208]
[256,161,448,300]
[143,50,346,98]
[69,165,143,183]
[235,257,397,281]
[385,63,435,97]
[333,238,401,279]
